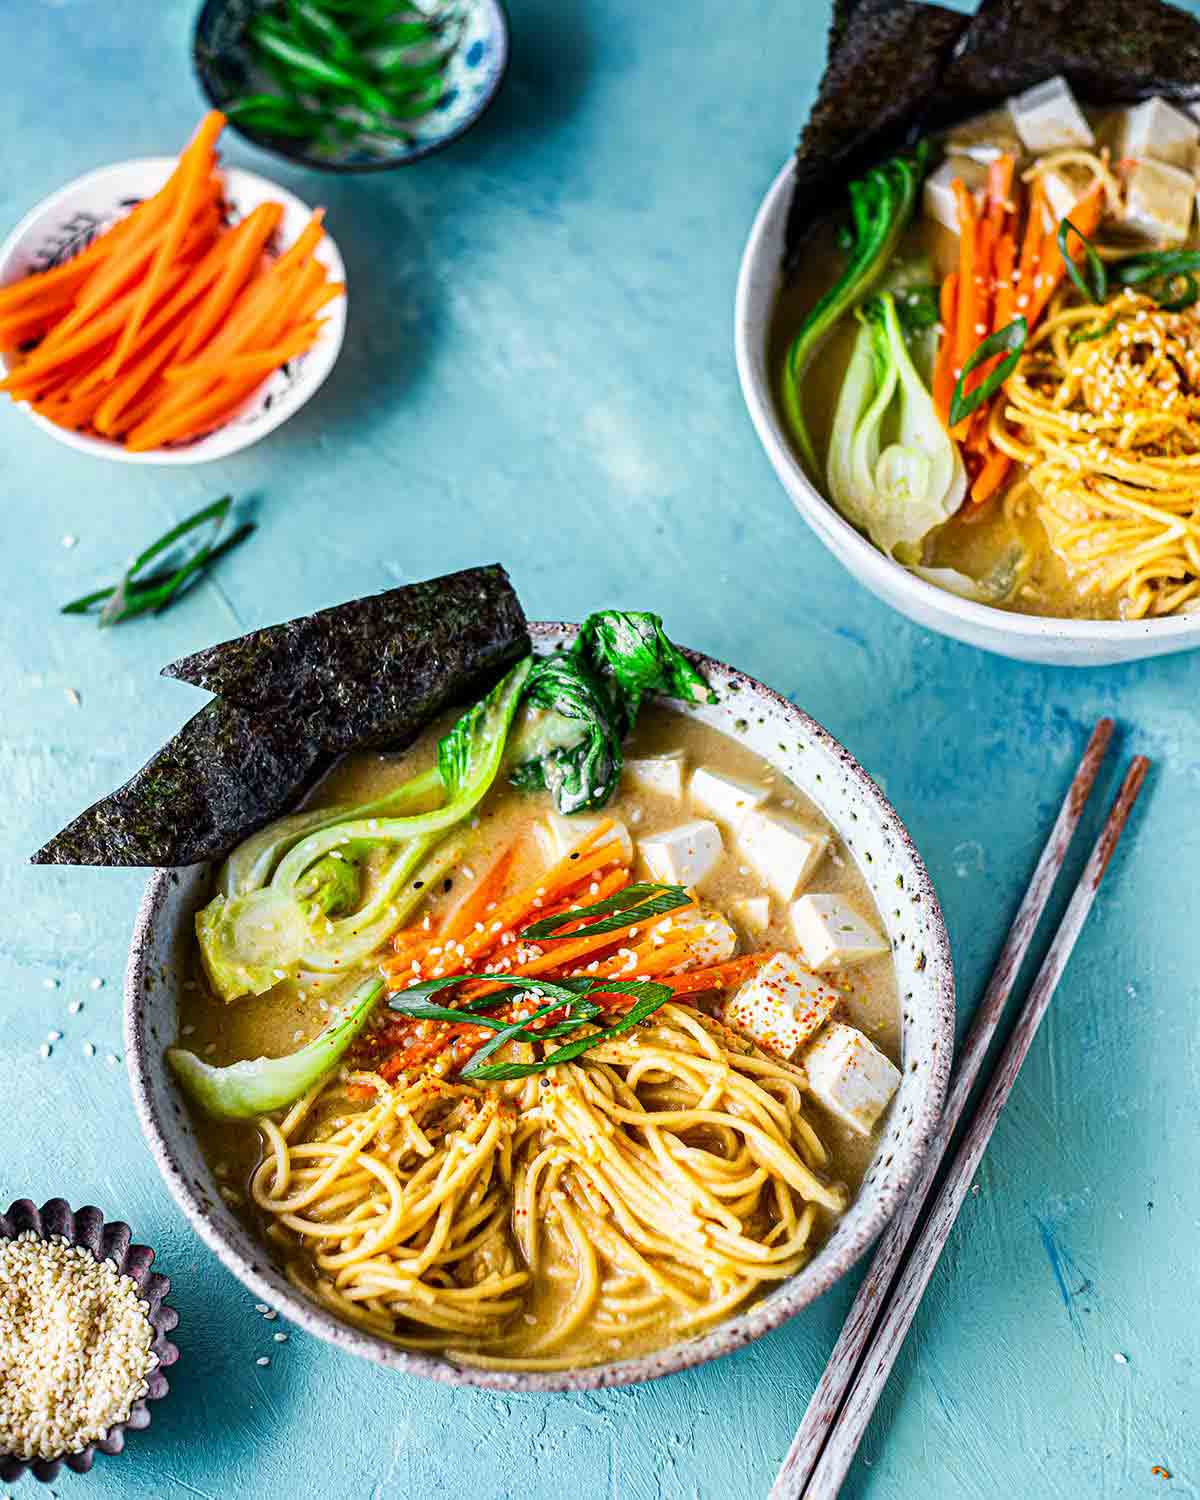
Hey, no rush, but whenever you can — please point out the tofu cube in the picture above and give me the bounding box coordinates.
[624,753,684,800]
[803,1022,901,1136]
[689,765,769,824]
[1118,97,1200,171]
[1123,157,1195,243]
[1039,165,1090,228]
[1009,76,1094,153]
[944,107,1025,165]
[732,895,771,936]
[639,819,723,889]
[724,953,842,1060]
[790,894,889,971]
[657,905,738,967]
[735,811,828,901]
[536,813,633,865]
[922,157,988,235]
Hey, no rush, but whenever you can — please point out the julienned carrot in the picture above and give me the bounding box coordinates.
[970,447,1012,507]
[932,273,958,424]
[952,179,980,379]
[1016,177,1045,317]
[1027,178,1104,326]
[92,320,193,435]
[103,111,226,378]
[663,951,775,997]
[438,842,519,946]
[986,155,1015,234]
[175,202,282,360]
[162,321,322,387]
[124,372,263,451]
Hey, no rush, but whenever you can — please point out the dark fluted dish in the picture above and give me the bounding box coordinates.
[0,1198,179,1484]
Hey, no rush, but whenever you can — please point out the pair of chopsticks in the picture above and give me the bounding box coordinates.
[771,719,1148,1499]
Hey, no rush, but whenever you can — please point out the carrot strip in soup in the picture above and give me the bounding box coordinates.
[1028,178,1104,326]
[932,273,958,423]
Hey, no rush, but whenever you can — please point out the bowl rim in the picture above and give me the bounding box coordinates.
[0,156,347,465]
[734,155,1200,649]
[192,0,511,174]
[124,621,955,1391]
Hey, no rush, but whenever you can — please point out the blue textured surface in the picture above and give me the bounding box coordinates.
[2,2,1197,1496]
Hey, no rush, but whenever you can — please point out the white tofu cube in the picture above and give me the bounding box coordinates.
[735,811,828,901]
[656,905,738,967]
[1118,97,1199,171]
[790,894,889,971]
[535,813,633,865]
[922,157,988,235]
[803,1022,901,1136]
[944,107,1024,165]
[732,895,771,936]
[689,765,769,824]
[624,753,684,800]
[639,819,723,889]
[1039,166,1088,228]
[1009,76,1094,153]
[724,953,841,1061]
[1123,158,1195,243]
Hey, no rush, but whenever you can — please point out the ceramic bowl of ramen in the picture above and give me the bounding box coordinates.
[736,150,1200,667]
[125,622,953,1390]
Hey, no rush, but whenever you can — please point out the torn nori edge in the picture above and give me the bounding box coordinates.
[161,564,529,754]
[784,0,1200,272]
[943,0,1200,107]
[784,1,969,269]
[32,565,530,867]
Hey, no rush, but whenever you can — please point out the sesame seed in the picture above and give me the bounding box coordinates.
[256,1357,270,1367]
[67,1001,81,1016]
[82,1042,95,1058]
[42,978,58,991]
[38,1044,50,1059]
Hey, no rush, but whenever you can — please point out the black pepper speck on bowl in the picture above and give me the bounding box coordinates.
[0,1198,179,1484]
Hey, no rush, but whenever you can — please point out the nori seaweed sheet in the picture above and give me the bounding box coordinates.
[33,565,529,867]
[944,0,1200,106]
[161,564,529,754]
[785,0,1200,270]
[784,1,968,267]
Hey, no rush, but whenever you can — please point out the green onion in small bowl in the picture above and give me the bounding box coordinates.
[193,0,509,172]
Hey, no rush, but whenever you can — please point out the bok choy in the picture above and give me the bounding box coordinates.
[167,977,383,1120]
[193,609,709,1004]
[827,292,965,560]
[781,143,930,479]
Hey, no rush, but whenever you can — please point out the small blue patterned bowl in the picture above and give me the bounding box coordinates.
[193,0,509,172]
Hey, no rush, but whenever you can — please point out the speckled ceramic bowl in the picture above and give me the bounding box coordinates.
[0,1197,179,1483]
[194,0,509,171]
[125,623,954,1391]
[735,157,1200,667]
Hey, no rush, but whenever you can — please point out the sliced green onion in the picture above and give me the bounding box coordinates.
[1067,314,1118,349]
[1057,218,1107,305]
[948,317,1027,427]
[521,882,690,941]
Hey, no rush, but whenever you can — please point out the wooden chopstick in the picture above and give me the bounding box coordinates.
[770,717,1115,1500]
[782,748,1149,1500]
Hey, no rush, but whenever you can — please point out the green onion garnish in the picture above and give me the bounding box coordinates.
[521,882,690,941]
[60,496,255,626]
[1058,218,1108,305]
[1112,250,1200,311]
[948,317,1028,427]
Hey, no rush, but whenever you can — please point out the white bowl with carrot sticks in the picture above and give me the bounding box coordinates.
[0,112,345,463]
[736,157,1200,667]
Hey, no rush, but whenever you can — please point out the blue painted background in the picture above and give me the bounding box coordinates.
[2,1,1197,1495]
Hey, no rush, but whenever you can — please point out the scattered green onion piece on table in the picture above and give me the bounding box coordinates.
[1057,218,1107,304]
[60,496,255,626]
[949,317,1028,427]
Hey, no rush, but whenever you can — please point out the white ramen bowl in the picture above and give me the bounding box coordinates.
[0,158,346,465]
[735,157,1200,667]
[125,623,955,1391]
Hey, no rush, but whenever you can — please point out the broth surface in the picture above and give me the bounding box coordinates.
[180,706,899,1366]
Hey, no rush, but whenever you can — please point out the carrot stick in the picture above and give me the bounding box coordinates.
[124,370,263,451]
[103,111,226,378]
[663,951,775,997]
[438,842,519,945]
[92,319,192,435]
[969,448,1012,507]
[952,179,980,378]
[986,155,1015,235]
[1028,178,1104,326]
[932,273,959,424]
[1015,178,1045,320]
[175,202,282,360]
[162,322,320,387]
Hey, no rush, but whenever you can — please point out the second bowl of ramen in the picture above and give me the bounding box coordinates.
[126,622,953,1390]
[737,79,1200,666]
